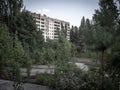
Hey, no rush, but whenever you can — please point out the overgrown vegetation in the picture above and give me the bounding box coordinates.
[0,0,120,90]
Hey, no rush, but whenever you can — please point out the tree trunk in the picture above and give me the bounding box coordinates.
[100,50,105,90]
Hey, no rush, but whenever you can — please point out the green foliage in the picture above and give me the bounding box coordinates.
[37,31,73,65]
[70,17,87,56]
[34,30,44,49]
[61,23,68,37]
[1,0,120,90]
[0,0,23,26]
[10,10,44,64]
[0,26,13,78]
[10,34,25,86]
[70,26,80,55]
[12,35,25,65]
[0,25,25,85]
[36,64,105,90]
[93,0,118,29]
[36,73,55,87]
[10,10,40,52]
[70,26,79,45]
[83,0,120,89]
[85,25,113,52]
[33,47,55,64]
[12,63,24,90]
[56,31,72,63]
[12,63,22,83]
[45,48,55,63]
[36,64,85,90]
[35,63,117,90]
[0,26,12,60]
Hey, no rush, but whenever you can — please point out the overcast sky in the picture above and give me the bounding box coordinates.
[23,0,99,27]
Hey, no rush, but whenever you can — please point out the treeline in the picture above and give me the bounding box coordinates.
[70,17,89,56]
[70,0,120,89]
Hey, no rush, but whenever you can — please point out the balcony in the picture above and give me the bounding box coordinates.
[54,21,60,24]
[41,22,45,24]
[41,18,44,21]
[41,25,45,27]
[54,24,60,27]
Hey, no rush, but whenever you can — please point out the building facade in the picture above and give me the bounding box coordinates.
[30,12,70,41]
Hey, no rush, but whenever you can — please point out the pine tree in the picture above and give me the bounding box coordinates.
[86,0,120,89]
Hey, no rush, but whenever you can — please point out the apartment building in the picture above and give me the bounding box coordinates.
[30,12,70,41]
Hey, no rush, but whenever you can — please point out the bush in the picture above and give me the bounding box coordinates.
[35,63,90,90]
[36,73,55,87]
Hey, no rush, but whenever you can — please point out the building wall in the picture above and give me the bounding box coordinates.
[30,12,70,41]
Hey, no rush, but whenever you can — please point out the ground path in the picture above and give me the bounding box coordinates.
[0,80,54,90]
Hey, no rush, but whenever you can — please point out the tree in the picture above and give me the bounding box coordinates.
[35,30,44,49]
[78,17,88,53]
[70,17,86,56]
[0,25,13,78]
[83,18,92,48]
[70,26,79,55]
[10,10,36,52]
[83,0,120,89]
[6,33,25,89]
[93,0,118,33]
[61,23,68,38]
[12,33,25,65]
[80,16,85,30]
[0,0,23,28]
[0,25,25,87]
[56,31,72,65]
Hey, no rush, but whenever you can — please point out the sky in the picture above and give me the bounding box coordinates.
[23,0,99,27]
